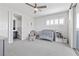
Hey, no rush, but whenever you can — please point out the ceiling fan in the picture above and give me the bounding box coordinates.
[25,3,47,13]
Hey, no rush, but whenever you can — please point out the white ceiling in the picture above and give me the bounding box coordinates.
[33,3,71,17]
[0,3,71,17]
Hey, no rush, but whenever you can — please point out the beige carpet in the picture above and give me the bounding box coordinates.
[6,39,76,56]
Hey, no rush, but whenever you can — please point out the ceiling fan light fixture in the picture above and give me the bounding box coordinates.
[25,3,47,13]
[34,8,38,11]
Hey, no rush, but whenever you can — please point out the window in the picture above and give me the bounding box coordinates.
[46,18,64,25]
[59,18,64,24]
[51,20,54,25]
[46,20,50,25]
[55,19,58,24]
[76,14,79,28]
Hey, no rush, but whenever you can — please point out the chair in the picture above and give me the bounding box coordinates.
[28,30,37,41]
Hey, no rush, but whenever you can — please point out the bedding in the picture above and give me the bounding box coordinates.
[39,30,55,42]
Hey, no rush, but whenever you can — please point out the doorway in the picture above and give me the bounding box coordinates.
[13,14,22,41]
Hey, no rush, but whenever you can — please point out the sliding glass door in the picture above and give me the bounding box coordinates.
[75,3,79,50]
[76,5,79,49]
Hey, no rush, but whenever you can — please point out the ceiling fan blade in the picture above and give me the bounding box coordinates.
[25,3,34,8]
[35,3,37,8]
[37,6,47,8]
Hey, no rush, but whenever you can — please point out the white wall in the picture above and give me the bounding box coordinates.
[0,5,34,43]
[12,12,34,41]
[34,11,69,38]
[8,11,13,43]
[9,11,34,43]
[69,8,74,48]
[22,15,34,40]
[0,8,8,38]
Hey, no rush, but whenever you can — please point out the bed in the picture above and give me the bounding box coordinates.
[38,30,55,42]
